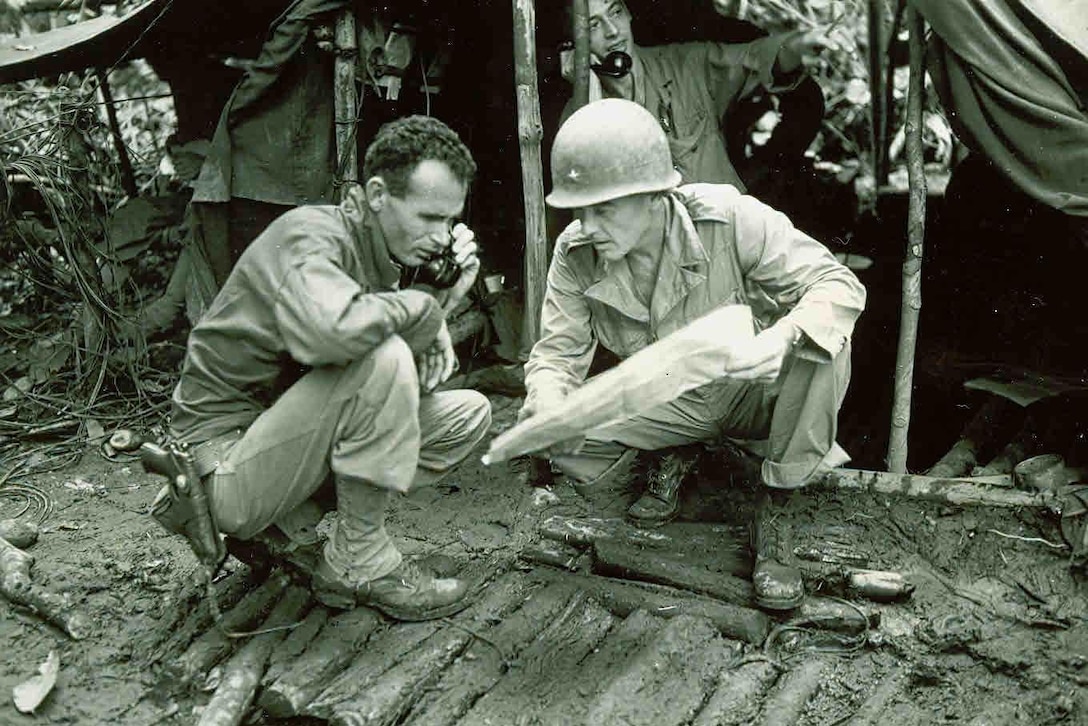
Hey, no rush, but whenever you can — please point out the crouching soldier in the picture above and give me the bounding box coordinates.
[522,99,865,611]
[167,116,490,621]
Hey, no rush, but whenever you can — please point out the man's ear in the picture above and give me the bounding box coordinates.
[364,176,388,212]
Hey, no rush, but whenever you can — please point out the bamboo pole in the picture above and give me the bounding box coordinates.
[866,0,887,185]
[571,0,590,110]
[333,8,359,200]
[886,7,927,473]
[95,68,137,197]
[513,0,548,350]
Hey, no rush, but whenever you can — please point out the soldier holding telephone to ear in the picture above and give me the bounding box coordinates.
[558,0,831,193]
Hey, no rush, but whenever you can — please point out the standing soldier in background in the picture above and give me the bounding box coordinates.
[559,0,829,191]
[522,99,865,611]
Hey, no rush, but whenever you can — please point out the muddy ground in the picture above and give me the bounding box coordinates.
[1,392,1086,725]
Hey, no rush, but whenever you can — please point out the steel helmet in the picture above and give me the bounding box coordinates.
[546,98,681,209]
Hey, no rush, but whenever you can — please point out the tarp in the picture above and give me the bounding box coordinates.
[0,0,169,84]
[911,0,1088,216]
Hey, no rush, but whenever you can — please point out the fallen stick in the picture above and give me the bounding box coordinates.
[259,607,381,718]
[818,468,1058,509]
[169,570,290,686]
[533,568,769,645]
[693,660,780,726]
[405,581,577,726]
[197,585,311,726]
[0,519,39,549]
[0,535,92,639]
[326,572,535,726]
[759,657,828,726]
[592,538,755,607]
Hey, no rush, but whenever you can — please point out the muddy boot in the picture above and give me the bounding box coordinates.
[571,449,639,516]
[311,477,470,621]
[750,491,804,611]
[626,449,700,528]
[312,558,469,621]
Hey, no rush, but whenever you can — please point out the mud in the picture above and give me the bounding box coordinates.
[0,392,1086,724]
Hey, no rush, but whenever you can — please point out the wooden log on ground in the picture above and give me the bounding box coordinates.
[259,607,381,718]
[583,614,736,726]
[926,396,1018,478]
[539,515,750,576]
[149,565,259,667]
[694,660,780,726]
[818,468,1058,509]
[538,609,665,723]
[848,666,909,726]
[0,535,92,639]
[458,592,615,725]
[304,621,442,719]
[325,572,536,726]
[261,605,328,688]
[533,568,769,645]
[592,538,755,607]
[404,581,578,726]
[519,540,588,571]
[0,519,39,549]
[169,570,290,686]
[197,586,311,726]
[759,657,828,726]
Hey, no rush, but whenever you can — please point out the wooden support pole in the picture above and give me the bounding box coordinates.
[886,7,927,473]
[571,0,591,110]
[867,0,888,185]
[512,0,548,352]
[333,8,359,199]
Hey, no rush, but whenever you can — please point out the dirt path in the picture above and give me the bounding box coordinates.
[1,394,1085,724]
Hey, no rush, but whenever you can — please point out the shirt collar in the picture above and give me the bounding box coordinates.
[579,192,709,322]
[340,187,402,290]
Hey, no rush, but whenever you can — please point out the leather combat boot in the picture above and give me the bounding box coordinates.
[312,557,470,621]
[750,492,804,611]
[626,449,700,528]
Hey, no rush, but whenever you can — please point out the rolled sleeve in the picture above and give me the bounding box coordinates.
[732,196,866,361]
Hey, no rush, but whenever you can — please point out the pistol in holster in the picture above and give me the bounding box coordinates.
[142,440,226,572]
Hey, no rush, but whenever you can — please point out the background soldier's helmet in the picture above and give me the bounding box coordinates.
[546,98,682,209]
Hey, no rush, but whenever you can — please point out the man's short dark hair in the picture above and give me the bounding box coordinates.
[362,115,477,197]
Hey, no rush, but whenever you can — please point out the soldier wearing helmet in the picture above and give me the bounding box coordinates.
[520,99,865,612]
